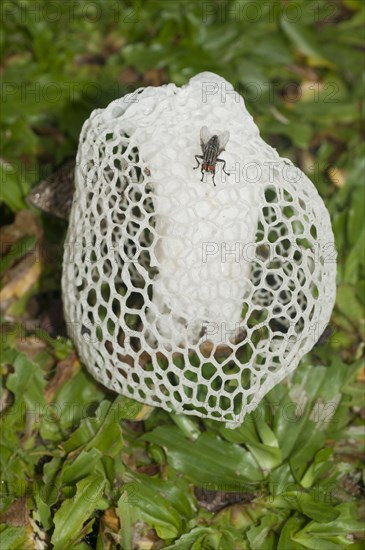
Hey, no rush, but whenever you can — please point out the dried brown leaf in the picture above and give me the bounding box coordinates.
[44,354,79,402]
[0,497,28,526]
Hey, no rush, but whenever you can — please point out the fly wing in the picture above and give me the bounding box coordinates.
[217,130,230,154]
[200,125,212,152]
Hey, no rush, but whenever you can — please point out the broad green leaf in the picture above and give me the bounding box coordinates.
[336,285,364,322]
[297,502,365,536]
[40,456,63,506]
[292,539,344,550]
[255,419,279,448]
[122,43,169,70]
[268,463,295,497]
[0,526,32,550]
[300,448,333,488]
[246,513,282,550]
[0,160,29,212]
[6,352,46,411]
[280,18,334,68]
[60,400,110,454]
[163,527,220,550]
[119,469,194,540]
[61,448,103,484]
[277,514,306,550]
[170,413,200,440]
[117,497,133,550]
[343,236,365,285]
[347,187,365,247]
[83,399,124,457]
[216,417,260,445]
[294,496,340,523]
[142,426,263,485]
[40,367,105,442]
[246,441,282,470]
[51,474,106,550]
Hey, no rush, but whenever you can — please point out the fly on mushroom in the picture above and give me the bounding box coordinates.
[193,126,230,186]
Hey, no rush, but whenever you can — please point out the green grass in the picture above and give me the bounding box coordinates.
[1,1,364,548]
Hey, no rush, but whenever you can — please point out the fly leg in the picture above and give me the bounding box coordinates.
[193,155,203,170]
[211,170,216,186]
[200,166,205,182]
[217,158,230,176]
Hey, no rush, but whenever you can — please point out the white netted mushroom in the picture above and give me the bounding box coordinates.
[62,72,336,428]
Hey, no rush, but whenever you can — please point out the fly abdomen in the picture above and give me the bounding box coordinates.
[204,135,219,164]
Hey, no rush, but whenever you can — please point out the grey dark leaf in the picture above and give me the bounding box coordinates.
[27,160,75,220]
